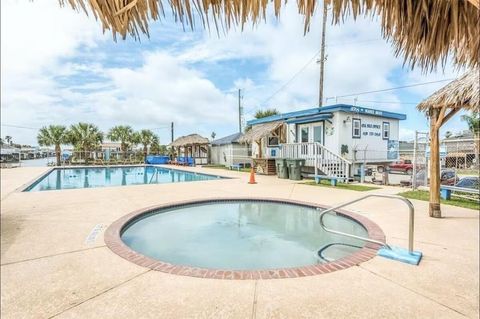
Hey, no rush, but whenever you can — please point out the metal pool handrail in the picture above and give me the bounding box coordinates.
[319,194,415,252]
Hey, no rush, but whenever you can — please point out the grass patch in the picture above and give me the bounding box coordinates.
[398,190,479,210]
[201,164,250,172]
[302,180,381,192]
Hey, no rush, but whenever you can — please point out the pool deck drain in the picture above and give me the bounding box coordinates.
[85,224,106,245]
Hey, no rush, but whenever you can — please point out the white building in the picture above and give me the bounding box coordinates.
[210,133,250,167]
[242,104,406,179]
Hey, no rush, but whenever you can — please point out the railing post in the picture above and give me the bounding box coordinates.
[319,194,415,253]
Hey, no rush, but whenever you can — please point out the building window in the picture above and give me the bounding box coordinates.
[267,136,279,146]
[352,118,361,138]
[383,122,390,140]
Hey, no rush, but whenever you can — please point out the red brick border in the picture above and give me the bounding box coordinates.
[104,198,386,280]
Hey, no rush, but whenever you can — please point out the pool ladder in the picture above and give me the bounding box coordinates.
[317,194,415,259]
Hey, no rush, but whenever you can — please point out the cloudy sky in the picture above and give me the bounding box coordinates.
[1,0,469,146]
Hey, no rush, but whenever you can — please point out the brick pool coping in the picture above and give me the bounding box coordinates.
[104,198,386,280]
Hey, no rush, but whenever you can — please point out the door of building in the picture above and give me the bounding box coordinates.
[297,123,324,156]
[297,123,324,144]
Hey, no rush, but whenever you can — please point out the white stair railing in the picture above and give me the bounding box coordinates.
[280,143,352,181]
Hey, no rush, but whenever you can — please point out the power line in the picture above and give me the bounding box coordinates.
[328,79,454,99]
[1,124,40,130]
[248,49,321,115]
[247,39,385,115]
[336,98,420,105]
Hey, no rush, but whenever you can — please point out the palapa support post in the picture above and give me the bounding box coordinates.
[429,108,442,218]
[428,104,462,218]
[248,165,257,184]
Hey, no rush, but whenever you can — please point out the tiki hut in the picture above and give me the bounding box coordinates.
[60,0,479,69]
[417,69,479,218]
[238,121,286,174]
[169,134,210,164]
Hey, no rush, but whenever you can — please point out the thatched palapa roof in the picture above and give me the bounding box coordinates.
[60,0,479,70]
[238,121,283,144]
[169,134,209,147]
[417,69,480,111]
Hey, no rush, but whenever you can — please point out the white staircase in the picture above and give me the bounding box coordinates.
[279,143,352,181]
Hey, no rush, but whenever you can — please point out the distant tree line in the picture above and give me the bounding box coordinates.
[37,123,162,166]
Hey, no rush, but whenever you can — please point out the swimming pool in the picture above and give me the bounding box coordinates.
[106,199,385,279]
[24,166,224,192]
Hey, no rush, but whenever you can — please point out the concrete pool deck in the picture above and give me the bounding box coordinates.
[1,166,478,318]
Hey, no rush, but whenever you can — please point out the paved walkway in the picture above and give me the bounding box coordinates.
[1,166,478,318]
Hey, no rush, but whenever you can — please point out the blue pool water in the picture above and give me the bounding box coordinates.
[122,200,368,270]
[25,166,223,192]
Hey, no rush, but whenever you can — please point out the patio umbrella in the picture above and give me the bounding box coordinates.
[60,0,479,70]
[417,68,479,218]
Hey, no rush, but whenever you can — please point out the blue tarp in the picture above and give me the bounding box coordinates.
[146,156,170,164]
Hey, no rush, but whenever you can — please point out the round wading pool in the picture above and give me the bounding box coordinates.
[105,199,385,279]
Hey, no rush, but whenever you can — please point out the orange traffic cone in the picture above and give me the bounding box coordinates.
[248,167,257,184]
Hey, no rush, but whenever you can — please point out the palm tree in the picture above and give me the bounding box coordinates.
[5,135,12,145]
[37,125,68,166]
[134,129,159,162]
[254,109,280,119]
[107,125,135,159]
[461,111,480,167]
[68,123,103,159]
[211,132,216,140]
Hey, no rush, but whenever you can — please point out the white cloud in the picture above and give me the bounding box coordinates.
[174,3,407,116]
[99,52,238,126]
[1,0,105,143]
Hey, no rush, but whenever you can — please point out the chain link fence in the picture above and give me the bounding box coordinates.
[443,139,479,172]
[408,134,479,201]
[412,132,429,189]
[55,151,149,166]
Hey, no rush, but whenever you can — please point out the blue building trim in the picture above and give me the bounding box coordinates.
[285,114,333,124]
[247,104,407,126]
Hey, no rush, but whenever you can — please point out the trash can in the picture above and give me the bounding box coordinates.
[287,159,306,180]
[275,158,289,179]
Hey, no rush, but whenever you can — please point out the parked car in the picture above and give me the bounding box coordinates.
[440,169,458,186]
[402,169,458,187]
[455,176,480,190]
[378,160,413,175]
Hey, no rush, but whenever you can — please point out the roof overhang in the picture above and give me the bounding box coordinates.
[285,114,333,124]
[238,121,284,144]
[247,104,406,126]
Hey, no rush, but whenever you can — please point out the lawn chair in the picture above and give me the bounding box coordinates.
[177,157,186,166]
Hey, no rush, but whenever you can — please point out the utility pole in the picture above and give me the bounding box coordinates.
[318,1,328,108]
[171,122,174,143]
[238,89,242,133]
